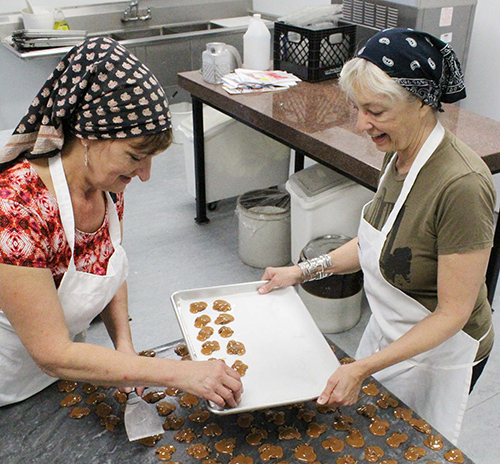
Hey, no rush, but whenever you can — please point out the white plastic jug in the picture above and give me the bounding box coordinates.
[243,14,271,71]
[202,42,242,84]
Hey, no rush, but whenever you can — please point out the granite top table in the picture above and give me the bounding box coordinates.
[177,70,500,302]
[0,339,475,463]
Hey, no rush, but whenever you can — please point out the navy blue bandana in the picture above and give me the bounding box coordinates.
[0,37,171,164]
[357,28,466,110]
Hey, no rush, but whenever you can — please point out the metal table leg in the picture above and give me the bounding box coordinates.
[192,96,209,224]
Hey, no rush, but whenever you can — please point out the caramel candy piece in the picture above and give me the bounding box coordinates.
[377,392,398,409]
[203,423,223,437]
[197,326,214,341]
[336,456,357,464]
[213,299,232,312]
[219,326,234,338]
[403,445,426,461]
[190,301,208,313]
[174,428,196,443]
[386,432,408,448]
[60,393,82,407]
[94,402,112,418]
[362,381,379,396]
[179,393,199,408]
[114,390,128,404]
[258,444,284,461]
[57,380,78,392]
[86,392,106,406]
[188,408,210,423]
[227,341,246,355]
[394,407,413,421]
[155,444,176,461]
[215,438,237,455]
[166,386,181,396]
[187,443,211,459]
[356,403,377,418]
[332,414,354,431]
[237,413,254,428]
[444,449,465,463]
[195,314,211,328]
[322,436,345,453]
[163,414,185,430]
[214,314,235,325]
[408,417,431,434]
[265,410,285,425]
[369,416,390,436]
[201,340,220,356]
[297,408,316,422]
[138,434,162,447]
[174,344,189,357]
[364,446,384,463]
[81,383,98,394]
[139,349,156,357]
[306,422,328,438]
[143,390,167,403]
[246,428,268,446]
[231,359,248,377]
[339,356,356,365]
[424,434,444,450]
[278,426,301,440]
[100,414,120,431]
[346,428,365,448]
[69,406,91,419]
[156,401,176,416]
[229,455,254,464]
[294,444,316,462]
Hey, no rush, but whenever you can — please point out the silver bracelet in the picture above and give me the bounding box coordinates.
[298,254,334,282]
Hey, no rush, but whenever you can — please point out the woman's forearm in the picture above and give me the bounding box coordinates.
[99,281,135,352]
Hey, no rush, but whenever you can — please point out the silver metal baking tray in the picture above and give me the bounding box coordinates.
[171,281,340,415]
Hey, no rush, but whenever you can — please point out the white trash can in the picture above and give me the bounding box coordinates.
[236,189,291,268]
[169,101,192,144]
[286,163,374,263]
[298,235,363,333]
[179,106,291,203]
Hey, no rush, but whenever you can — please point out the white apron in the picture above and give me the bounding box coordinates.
[0,153,128,406]
[356,122,480,445]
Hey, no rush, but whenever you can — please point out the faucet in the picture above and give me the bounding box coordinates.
[121,0,152,22]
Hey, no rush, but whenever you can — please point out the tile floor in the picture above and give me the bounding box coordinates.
[88,140,500,463]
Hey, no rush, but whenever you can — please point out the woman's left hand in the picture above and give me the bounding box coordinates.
[317,361,366,406]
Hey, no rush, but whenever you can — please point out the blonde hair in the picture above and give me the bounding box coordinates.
[339,57,417,105]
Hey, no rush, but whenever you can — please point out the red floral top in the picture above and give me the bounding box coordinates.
[0,159,124,288]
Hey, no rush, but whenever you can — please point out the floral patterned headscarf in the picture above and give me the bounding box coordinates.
[0,36,171,165]
[357,28,466,111]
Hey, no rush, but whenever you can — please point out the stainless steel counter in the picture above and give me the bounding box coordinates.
[0,339,475,463]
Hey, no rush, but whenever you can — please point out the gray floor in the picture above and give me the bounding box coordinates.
[88,141,500,464]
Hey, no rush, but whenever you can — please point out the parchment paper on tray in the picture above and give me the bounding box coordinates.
[171,281,340,414]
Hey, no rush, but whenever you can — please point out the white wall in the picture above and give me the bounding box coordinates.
[0,1,122,15]
[461,0,500,122]
[252,0,332,17]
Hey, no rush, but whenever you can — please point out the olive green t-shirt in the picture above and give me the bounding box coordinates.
[363,129,495,360]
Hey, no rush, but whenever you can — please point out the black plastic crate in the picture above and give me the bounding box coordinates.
[273,20,356,83]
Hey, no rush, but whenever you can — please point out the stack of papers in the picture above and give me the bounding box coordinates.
[221,69,301,94]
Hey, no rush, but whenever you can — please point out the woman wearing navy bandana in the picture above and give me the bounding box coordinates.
[259,28,494,443]
[0,37,242,409]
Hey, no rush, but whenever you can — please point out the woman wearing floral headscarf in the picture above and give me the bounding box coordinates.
[259,28,494,443]
[0,37,242,409]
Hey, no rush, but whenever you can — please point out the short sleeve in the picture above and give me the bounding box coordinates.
[436,172,495,255]
[0,199,51,268]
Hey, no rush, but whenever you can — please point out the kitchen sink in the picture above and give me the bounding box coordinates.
[109,21,224,41]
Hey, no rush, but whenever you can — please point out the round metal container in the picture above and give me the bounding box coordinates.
[299,235,363,333]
